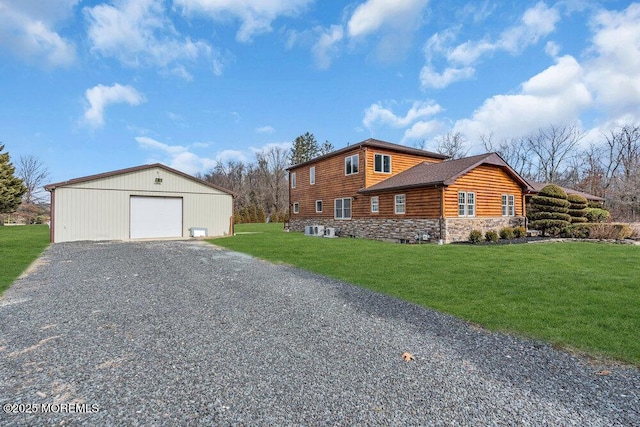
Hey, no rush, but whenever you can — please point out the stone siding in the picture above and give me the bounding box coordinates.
[290,216,526,243]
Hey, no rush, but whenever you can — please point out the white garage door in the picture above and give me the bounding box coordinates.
[130,196,183,239]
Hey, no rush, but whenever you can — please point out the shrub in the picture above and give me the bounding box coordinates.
[590,224,632,240]
[513,226,526,238]
[567,194,588,223]
[469,229,483,244]
[485,230,499,242]
[563,223,632,240]
[499,227,515,240]
[529,184,570,236]
[586,208,610,223]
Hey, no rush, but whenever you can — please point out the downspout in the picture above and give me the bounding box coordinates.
[48,189,55,243]
[439,185,445,244]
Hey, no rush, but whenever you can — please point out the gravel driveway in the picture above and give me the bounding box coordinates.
[1,240,638,426]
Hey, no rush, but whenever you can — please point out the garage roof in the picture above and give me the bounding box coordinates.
[44,163,234,196]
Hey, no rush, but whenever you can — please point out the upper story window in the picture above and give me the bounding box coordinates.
[371,196,379,213]
[345,154,359,175]
[395,194,406,214]
[458,192,475,217]
[291,172,296,188]
[374,154,391,173]
[502,194,515,216]
[310,166,315,185]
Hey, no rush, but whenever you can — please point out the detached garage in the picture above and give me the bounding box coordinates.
[45,164,234,243]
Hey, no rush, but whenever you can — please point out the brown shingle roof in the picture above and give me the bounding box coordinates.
[360,152,532,193]
[526,180,604,201]
[44,163,235,196]
[287,138,448,170]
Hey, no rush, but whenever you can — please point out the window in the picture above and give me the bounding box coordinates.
[291,172,296,188]
[374,154,391,173]
[345,154,359,175]
[334,198,352,219]
[458,191,475,217]
[310,166,315,185]
[502,194,515,216]
[371,196,379,213]
[315,200,323,213]
[395,194,406,214]
[293,202,299,214]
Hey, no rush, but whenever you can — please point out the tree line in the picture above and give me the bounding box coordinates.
[198,132,333,224]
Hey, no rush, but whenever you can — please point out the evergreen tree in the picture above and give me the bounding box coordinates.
[0,144,27,218]
[290,132,320,165]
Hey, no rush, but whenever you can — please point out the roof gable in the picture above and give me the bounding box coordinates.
[287,138,448,170]
[360,153,532,193]
[44,163,235,196]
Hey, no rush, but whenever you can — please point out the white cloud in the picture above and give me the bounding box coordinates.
[422,2,560,89]
[402,120,443,143]
[83,84,146,128]
[364,100,442,130]
[453,55,592,144]
[312,25,344,69]
[215,149,248,164]
[174,0,313,43]
[85,0,215,75]
[256,125,276,134]
[347,0,428,38]
[585,3,640,120]
[420,65,475,89]
[0,0,77,67]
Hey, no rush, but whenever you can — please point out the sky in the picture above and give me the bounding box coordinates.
[1,0,639,185]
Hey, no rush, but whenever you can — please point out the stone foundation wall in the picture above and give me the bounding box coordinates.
[444,217,526,243]
[290,216,526,243]
[289,218,443,242]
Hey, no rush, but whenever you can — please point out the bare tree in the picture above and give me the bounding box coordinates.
[481,133,534,179]
[525,125,584,184]
[255,145,289,218]
[17,155,49,204]
[435,131,469,159]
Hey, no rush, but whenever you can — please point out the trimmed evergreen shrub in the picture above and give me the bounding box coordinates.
[585,208,610,223]
[563,223,632,240]
[499,227,514,240]
[485,230,499,242]
[567,194,588,223]
[528,184,570,236]
[469,229,482,244]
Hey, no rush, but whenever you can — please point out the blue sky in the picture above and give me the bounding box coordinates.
[1,0,639,184]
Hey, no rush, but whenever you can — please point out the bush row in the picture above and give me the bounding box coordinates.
[468,226,526,244]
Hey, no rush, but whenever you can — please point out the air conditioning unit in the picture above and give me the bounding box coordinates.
[304,226,314,236]
[312,225,325,236]
[324,227,336,238]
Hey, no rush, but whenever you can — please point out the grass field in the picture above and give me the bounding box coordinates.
[213,223,640,365]
[0,225,50,295]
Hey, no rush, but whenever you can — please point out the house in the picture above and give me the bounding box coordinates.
[45,163,234,243]
[287,138,532,243]
[526,181,605,204]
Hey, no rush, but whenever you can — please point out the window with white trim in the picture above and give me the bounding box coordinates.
[371,196,379,213]
[291,172,296,188]
[374,154,391,173]
[395,194,405,214]
[310,166,315,185]
[315,200,323,213]
[502,194,515,216]
[458,191,475,217]
[293,202,299,214]
[345,154,359,175]
[334,198,352,219]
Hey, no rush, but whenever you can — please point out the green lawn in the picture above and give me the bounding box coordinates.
[0,225,50,295]
[213,223,640,365]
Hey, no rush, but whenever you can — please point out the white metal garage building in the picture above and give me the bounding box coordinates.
[45,164,234,243]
